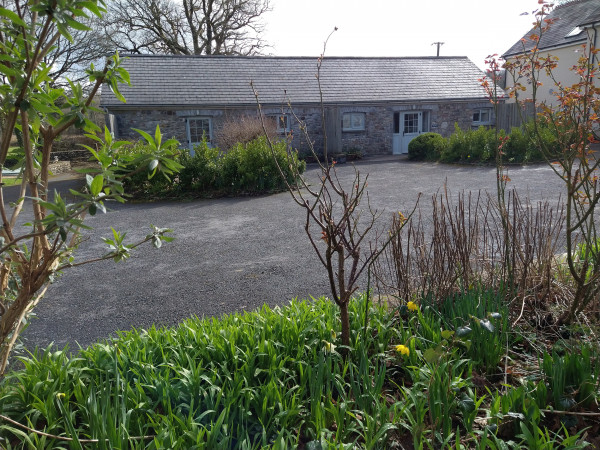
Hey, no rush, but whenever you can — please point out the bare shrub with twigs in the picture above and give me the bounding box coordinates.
[491,1,600,324]
[215,114,278,150]
[375,188,566,326]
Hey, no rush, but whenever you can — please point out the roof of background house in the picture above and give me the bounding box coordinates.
[503,0,600,57]
[100,55,494,109]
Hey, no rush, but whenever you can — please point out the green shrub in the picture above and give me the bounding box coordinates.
[441,124,497,163]
[121,136,305,198]
[408,132,447,161]
[179,136,305,195]
[178,141,224,191]
[500,125,546,163]
[524,120,559,161]
[3,146,23,169]
[438,121,558,164]
[501,126,528,162]
[3,156,20,169]
[229,136,305,192]
[120,140,181,197]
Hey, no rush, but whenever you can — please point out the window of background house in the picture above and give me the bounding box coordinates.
[270,114,291,133]
[342,113,366,131]
[472,108,491,124]
[187,117,212,144]
[566,26,583,38]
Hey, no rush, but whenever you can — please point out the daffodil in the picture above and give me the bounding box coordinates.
[407,301,419,312]
[324,341,336,354]
[395,344,410,356]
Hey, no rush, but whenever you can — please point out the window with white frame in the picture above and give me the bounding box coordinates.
[472,108,491,124]
[342,112,366,131]
[187,117,212,145]
[269,114,291,133]
[565,26,583,38]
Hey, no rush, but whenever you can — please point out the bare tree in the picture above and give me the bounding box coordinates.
[101,0,270,55]
[44,24,114,87]
[0,2,112,88]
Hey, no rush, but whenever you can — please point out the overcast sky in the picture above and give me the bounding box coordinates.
[263,0,544,70]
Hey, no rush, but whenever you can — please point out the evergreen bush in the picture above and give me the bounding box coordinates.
[178,136,305,195]
[407,132,447,160]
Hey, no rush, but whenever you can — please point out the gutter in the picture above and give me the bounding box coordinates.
[101,97,503,112]
[577,21,600,69]
[590,22,599,68]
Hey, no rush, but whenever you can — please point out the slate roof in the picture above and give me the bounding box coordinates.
[101,55,492,109]
[503,0,600,57]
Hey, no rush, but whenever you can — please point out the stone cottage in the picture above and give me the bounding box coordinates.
[101,55,497,156]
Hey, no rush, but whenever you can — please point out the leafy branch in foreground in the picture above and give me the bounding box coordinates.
[0,0,177,376]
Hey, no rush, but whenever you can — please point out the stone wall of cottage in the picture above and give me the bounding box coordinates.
[109,100,493,157]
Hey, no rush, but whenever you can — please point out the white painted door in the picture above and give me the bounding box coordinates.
[393,134,402,155]
[393,111,423,154]
[401,111,422,154]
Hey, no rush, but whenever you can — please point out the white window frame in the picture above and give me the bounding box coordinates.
[472,108,492,125]
[269,114,291,133]
[566,26,583,38]
[186,117,212,148]
[342,112,366,131]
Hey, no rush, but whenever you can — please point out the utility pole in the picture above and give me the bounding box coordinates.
[432,42,444,57]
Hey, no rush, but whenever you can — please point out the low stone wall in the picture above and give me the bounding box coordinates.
[49,161,71,175]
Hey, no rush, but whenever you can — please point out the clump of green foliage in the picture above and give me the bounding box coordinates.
[194,135,305,194]
[119,130,184,198]
[434,122,557,164]
[407,132,447,161]
[442,124,498,163]
[123,136,305,198]
[0,297,399,448]
[0,290,596,448]
[2,147,21,169]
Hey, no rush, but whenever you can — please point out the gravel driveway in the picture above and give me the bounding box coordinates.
[18,158,565,351]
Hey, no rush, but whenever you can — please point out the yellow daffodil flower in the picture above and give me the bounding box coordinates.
[395,344,410,356]
[407,301,419,312]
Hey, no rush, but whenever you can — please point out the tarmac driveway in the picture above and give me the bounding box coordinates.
[20,158,565,351]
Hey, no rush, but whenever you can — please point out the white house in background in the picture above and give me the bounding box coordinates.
[503,0,600,106]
